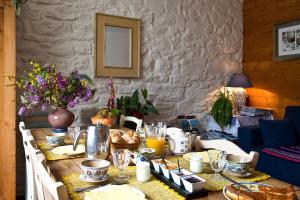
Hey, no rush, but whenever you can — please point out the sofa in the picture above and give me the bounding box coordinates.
[238,106,300,186]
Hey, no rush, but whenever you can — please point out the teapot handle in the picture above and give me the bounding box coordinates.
[73,130,86,151]
[169,138,176,152]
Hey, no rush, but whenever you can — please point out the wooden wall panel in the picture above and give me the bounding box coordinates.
[243,0,300,118]
[0,1,16,200]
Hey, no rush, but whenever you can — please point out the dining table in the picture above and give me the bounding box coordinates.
[30,128,300,200]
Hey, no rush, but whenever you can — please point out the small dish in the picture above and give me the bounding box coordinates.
[80,159,110,180]
[170,169,192,186]
[46,133,66,146]
[160,163,178,179]
[181,175,206,193]
[151,159,171,172]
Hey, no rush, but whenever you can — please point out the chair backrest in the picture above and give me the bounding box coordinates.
[27,136,68,200]
[199,139,259,169]
[27,135,45,200]
[36,154,68,200]
[119,115,143,131]
[19,123,37,200]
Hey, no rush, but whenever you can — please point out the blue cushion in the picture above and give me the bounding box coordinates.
[259,119,298,147]
[284,106,300,141]
[257,150,300,186]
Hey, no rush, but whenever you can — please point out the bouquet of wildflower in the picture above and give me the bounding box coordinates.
[17,61,95,115]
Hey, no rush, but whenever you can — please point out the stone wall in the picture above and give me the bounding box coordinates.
[16,0,243,127]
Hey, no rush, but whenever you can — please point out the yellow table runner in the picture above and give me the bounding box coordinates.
[62,156,270,200]
[168,157,270,191]
[63,166,184,200]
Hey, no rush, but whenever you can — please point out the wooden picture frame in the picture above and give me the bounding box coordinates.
[96,13,140,77]
[273,19,300,61]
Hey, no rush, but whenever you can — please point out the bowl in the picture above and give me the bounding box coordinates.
[224,154,251,175]
[131,148,156,164]
[170,169,192,186]
[160,163,178,179]
[181,175,206,193]
[46,133,66,146]
[80,159,110,180]
[151,159,171,172]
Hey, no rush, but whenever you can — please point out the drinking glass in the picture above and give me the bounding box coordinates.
[208,150,227,180]
[112,149,130,183]
[67,126,80,142]
[144,122,167,156]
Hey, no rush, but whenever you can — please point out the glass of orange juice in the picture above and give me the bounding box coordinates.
[144,122,167,156]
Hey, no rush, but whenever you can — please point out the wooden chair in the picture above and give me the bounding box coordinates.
[19,122,36,200]
[199,139,259,169]
[119,115,143,131]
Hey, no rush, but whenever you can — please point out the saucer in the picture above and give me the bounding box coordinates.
[80,174,109,183]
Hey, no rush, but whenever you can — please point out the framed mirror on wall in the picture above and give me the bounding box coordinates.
[96,13,140,77]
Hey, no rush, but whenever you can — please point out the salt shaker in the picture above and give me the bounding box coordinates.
[190,154,203,173]
[136,162,150,182]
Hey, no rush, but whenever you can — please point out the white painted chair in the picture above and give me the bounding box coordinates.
[27,135,68,200]
[27,135,44,200]
[199,139,259,169]
[36,154,68,200]
[119,115,143,131]
[19,122,36,200]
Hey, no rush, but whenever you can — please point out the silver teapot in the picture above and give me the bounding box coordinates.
[73,124,109,159]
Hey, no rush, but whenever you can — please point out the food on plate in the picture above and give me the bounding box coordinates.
[110,129,140,145]
[85,185,146,200]
[225,184,297,200]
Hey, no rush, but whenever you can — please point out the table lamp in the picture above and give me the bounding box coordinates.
[227,73,252,113]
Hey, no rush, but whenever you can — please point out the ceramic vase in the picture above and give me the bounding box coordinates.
[48,107,75,130]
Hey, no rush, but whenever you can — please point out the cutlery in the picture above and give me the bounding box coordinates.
[162,151,169,170]
[219,172,252,192]
[176,157,181,174]
[73,185,102,193]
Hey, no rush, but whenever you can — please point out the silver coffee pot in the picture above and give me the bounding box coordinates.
[73,124,109,159]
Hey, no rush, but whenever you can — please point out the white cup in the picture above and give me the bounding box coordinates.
[136,162,150,182]
[190,155,203,173]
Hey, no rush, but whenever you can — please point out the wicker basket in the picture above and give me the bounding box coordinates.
[108,136,140,155]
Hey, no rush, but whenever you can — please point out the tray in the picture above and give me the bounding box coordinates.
[150,166,208,199]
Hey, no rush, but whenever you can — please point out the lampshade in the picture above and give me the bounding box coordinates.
[227,73,252,88]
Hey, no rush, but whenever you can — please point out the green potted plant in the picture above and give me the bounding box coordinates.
[210,88,233,132]
[116,89,159,119]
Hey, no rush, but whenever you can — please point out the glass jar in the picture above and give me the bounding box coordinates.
[136,162,150,182]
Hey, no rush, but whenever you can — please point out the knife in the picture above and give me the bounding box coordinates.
[73,184,103,193]
[219,172,252,192]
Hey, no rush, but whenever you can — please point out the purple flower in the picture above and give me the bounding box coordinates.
[68,100,76,108]
[36,75,45,86]
[57,73,67,89]
[18,107,27,116]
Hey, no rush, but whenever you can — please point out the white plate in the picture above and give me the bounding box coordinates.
[52,144,85,155]
[84,184,146,200]
[223,182,269,200]
[80,174,109,183]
